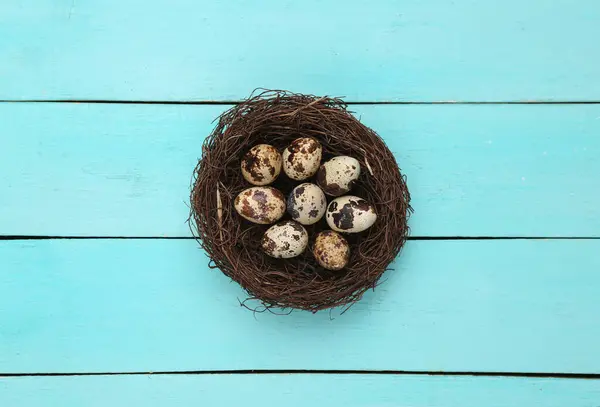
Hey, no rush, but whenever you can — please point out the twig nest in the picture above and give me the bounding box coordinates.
[190,90,411,312]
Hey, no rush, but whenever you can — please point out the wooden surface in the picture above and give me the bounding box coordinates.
[2,103,599,237]
[2,375,600,407]
[1,0,599,405]
[1,239,599,374]
[1,0,599,102]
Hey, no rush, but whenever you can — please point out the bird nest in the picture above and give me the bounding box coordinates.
[190,90,411,312]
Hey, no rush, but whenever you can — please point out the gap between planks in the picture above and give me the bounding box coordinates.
[1,236,599,241]
[1,370,600,379]
[2,100,600,105]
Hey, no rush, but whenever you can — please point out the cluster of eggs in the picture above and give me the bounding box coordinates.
[234,137,377,271]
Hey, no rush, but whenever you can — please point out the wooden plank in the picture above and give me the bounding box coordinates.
[1,239,598,373]
[1,103,599,237]
[2,374,600,407]
[0,0,599,102]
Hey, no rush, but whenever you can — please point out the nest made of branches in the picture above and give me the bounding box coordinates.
[190,90,411,312]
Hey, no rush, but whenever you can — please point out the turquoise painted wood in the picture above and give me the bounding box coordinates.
[1,239,598,374]
[2,375,600,407]
[2,103,599,237]
[1,0,599,102]
[2,0,599,404]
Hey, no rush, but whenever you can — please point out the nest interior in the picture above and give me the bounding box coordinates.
[190,91,411,312]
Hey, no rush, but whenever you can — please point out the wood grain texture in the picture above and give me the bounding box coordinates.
[1,103,599,237]
[2,374,600,407]
[1,239,598,373]
[1,0,599,101]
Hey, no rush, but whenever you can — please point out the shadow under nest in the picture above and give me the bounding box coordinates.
[190,90,411,312]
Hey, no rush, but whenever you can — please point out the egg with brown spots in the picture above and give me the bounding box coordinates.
[313,230,350,270]
[262,221,309,258]
[326,195,377,233]
[282,137,322,180]
[240,144,282,185]
[287,183,326,225]
[316,156,361,196]
[234,186,286,224]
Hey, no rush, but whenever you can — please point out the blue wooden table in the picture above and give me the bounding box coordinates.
[1,1,599,405]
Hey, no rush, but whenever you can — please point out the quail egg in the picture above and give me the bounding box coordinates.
[313,230,350,270]
[287,183,327,225]
[326,195,377,233]
[316,156,361,196]
[234,186,286,224]
[262,221,309,258]
[282,137,322,180]
[240,144,282,185]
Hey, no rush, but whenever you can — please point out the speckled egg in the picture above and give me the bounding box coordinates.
[240,144,282,186]
[316,156,361,196]
[261,221,309,258]
[313,230,350,270]
[326,195,377,233]
[287,183,327,225]
[282,137,322,180]
[234,186,286,224]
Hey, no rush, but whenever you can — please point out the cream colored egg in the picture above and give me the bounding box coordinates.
[326,195,377,233]
[234,187,286,224]
[316,156,360,196]
[313,230,350,270]
[262,221,309,258]
[282,137,322,180]
[287,183,326,225]
[240,144,282,186]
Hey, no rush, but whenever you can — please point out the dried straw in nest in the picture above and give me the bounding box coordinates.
[190,90,411,312]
